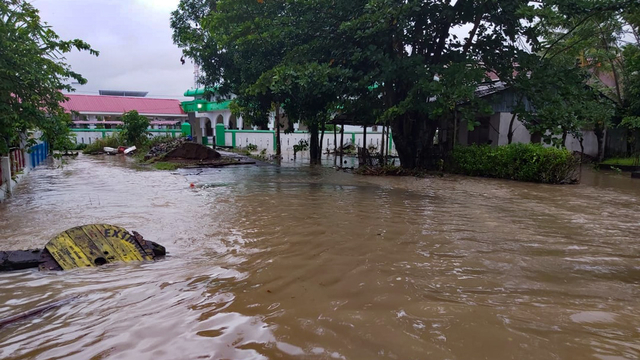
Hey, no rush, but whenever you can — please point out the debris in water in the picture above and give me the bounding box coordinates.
[124,146,137,155]
[0,225,166,272]
[103,147,118,155]
[0,296,79,328]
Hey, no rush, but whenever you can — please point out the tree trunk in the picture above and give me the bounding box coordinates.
[391,114,439,169]
[381,125,386,159]
[333,124,337,166]
[579,137,585,181]
[275,106,281,159]
[562,130,568,148]
[362,124,367,151]
[309,122,320,164]
[507,112,517,144]
[594,121,605,161]
[333,124,337,153]
[339,123,344,166]
[319,123,325,158]
[386,125,391,157]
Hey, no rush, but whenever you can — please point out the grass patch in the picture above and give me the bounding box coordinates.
[448,143,579,184]
[355,165,431,177]
[153,162,180,171]
[601,157,640,166]
[82,135,123,154]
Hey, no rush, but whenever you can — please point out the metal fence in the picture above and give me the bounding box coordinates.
[606,128,640,157]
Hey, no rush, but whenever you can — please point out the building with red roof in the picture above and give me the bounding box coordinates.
[62,92,189,145]
[62,93,187,130]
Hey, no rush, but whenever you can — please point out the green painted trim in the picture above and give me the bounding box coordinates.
[389,132,393,151]
[351,133,356,144]
[343,132,384,135]
[181,99,231,112]
[71,129,121,133]
[150,130,180,133]
[226,130,274,134]
[232,132,236,148]
[70,129,180,134]
[202,136,208,145]
[215,124,226,146]
[101,132,106,139]
[183,87,218,97]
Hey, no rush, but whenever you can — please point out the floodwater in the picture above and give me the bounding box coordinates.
[0,155,639,360]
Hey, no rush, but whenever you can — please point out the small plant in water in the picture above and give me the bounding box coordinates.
[293,139,309,159]
[246,143,258,151]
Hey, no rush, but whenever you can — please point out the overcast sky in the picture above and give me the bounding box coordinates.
[34,0,194,99]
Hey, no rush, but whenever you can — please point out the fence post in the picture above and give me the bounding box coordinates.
[19,149,25,170]
[36,145,41,166]
[10,150,17,174]
[1,157,11,194]
[30,146,35,168]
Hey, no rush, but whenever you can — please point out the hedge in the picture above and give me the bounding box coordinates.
[448,143,579,184]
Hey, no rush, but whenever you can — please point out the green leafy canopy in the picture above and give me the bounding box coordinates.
[0,0,98,155]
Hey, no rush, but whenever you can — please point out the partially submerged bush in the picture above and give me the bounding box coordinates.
[355,165,428,177]
[448,143,579,184]
[82,135,123,155]
[153,162,179,171]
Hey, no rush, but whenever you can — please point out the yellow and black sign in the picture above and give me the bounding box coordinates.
[43,224,156,270]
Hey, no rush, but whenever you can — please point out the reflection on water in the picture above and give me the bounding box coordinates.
[0,155,639,360]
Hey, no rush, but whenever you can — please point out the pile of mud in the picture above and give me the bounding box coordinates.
[146,139,220,161]
[164,142,221,160]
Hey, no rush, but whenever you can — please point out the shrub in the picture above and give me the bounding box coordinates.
[448,143,579,184]
[82,134,123,154]
[120,110,150,146]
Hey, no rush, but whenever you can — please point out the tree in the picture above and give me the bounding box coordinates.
[171,0,289,157]
[47,113,76,152]
[172,0,631,169]
[512,54,615,151]
[0,0,97,155]
[527,3,640,159]
[120,110,150,146]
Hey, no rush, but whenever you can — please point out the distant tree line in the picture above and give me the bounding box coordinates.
[171,0,639,168]
[0,0,98,155]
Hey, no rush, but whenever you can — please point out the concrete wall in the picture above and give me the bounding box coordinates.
[458,112,599,156]
[565,130,599,157]
[1,142,49,202]
[71,130,181,145]
[496,113,530,146]
[217,128,397,155]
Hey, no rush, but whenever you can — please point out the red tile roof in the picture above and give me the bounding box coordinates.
[61,94,186,116]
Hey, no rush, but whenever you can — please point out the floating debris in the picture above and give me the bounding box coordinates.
[0,225,166,272]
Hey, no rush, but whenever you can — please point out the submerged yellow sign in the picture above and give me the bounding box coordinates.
[44,224,154,270]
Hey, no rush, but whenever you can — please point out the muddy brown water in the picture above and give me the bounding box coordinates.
[0,155,639,360]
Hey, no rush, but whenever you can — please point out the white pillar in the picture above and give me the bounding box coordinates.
[224,112,230,129]
[199,118,206,143]
[1,157,12,194]
[267,112,276,131]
